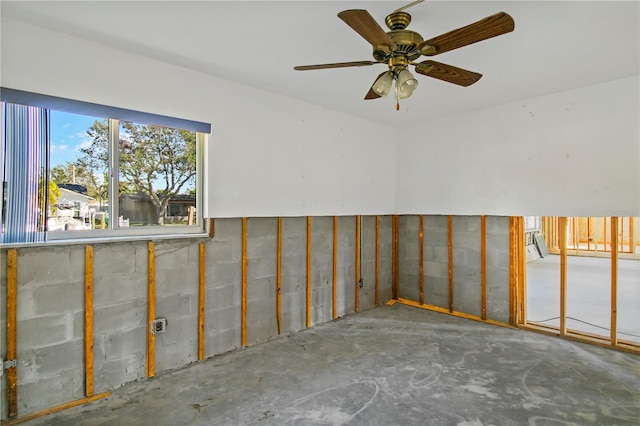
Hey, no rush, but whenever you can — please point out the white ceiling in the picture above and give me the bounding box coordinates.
[2,1,639,127]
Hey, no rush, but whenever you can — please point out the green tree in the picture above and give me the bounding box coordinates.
[38,178,60,219]
[81,119,196,225]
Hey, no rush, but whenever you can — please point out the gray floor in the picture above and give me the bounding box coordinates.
[21,304,639,425]
[527,255,640,343]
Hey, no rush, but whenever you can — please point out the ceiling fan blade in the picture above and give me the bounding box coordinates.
[415,60,482,87]
[364,72,387,100]
[338,9,396,50]
[418,12,514,56]
[294,61,377,71]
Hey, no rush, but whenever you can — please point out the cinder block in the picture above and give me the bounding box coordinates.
[18,314,68,348]
[205,328,238,356]
[99,271,148,305]
[94,244,137,275]
[212,218,242,240]
[453,215,481,232]
[247,217,277,238]
[281,253,305,277]
[205,284,235,312]
[18,369,84,416]
[155,337,197,371]
[424,277,449,309]
[311,288,332,324]
[247,277,276,303]
[424,215,448,231]
[210,261,242,289]
[282,216,307,235]
[156,293,192,321]
[104,326,147,362]
[399,273,420,302]
[486,216,510,234]
[282,290,305,314]
[248,256,276,281]
[207,305,240,333]
[155,242,192,271]
[424,230,448,247]
[281,309,305,333]
[155,267,198,297]
[32,281,83,316]
[33,339,84,379]
[424,261,448,279]
[94,300,147,334]
[20,246,75,280]
[94,353,145,393]
[207,239,235,263]
[246,301,278,344]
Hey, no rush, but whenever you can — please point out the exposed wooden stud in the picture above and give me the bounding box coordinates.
[629,216,634,254]
[84,245,94,396]
[518,217,527,324]
[306,216,312,328]
[509,217,517,325]
[198,242,205,361]
[395,298,515,329]
[521,322,640,355]
[480,216,487,320]
[7,248,18,418]
[419,215,424,305]
[447,215,454,313]
[1,392,111,426]
[146,242,156,378]
[392,215,399,299]
[619,217,624,252]
[559,217,567,335]
[208,218,215,238]
[333,216,338,320]
[276,217,282,335]
[375,215,380,306]
[355,215,361,313]
[241,218,248,346]
[611,217,618,346]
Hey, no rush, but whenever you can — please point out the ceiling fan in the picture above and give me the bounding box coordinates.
[294,0,515,110]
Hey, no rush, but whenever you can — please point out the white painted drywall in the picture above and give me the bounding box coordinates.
[0,18,397,218]
[396,76,640,217]
[3,17,638,218]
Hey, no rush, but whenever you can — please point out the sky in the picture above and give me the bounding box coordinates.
[49,110,104,167]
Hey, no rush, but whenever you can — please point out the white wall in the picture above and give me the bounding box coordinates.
[3,18,638,219]
[396,76,640,217]
[0,18,397,218]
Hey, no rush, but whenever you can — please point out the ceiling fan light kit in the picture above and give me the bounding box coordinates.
[294,0,515,110]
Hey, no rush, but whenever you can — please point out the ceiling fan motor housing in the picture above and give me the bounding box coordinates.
[373,29,424,62]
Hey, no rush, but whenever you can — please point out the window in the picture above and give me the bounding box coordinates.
[1,88,210,244]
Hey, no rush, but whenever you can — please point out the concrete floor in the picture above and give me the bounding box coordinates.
[527,255,640,343]
[21,304,639,425]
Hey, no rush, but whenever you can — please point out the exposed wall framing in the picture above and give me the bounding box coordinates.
[521,216,639,354]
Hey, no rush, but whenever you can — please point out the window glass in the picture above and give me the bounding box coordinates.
[49,111,109,232]
[118,121,197,228]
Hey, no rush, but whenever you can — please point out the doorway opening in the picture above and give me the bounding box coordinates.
[522,216,640,352]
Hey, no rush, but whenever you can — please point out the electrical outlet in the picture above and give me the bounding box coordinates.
[152,317,167,334]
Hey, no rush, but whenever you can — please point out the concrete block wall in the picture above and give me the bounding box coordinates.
[0,215,393,419]
[485,217,511,323]
[397,215,511,323]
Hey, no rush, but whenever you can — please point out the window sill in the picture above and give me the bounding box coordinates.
[1,231,211,249]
